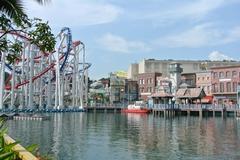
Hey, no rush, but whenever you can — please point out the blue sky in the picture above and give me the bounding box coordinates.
[24,0,240,79]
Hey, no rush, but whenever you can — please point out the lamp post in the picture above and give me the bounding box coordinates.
[237,85,240,108]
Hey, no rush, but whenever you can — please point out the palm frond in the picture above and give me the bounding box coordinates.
[0,0,25,25]
[34,0,51,5]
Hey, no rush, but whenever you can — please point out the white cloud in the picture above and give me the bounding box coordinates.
[208,51,234,61]
[24,0,122,27]
[154,23,240,48]
[97,33,151,53]
[140,0,240,24]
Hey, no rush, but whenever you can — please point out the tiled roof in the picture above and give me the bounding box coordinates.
[176,88,205,98]
[151,91,173,98]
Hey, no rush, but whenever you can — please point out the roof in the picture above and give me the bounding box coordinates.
[151,91,173,98]
[179,83,191,88]
[210,65,240,70]
[176,88,206,99]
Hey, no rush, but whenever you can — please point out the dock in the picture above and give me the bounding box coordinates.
[151,104,239,118]
[13,114,50,121]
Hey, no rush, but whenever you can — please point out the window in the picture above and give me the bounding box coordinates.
[139,79,142,84]
[213,84,218,93]
[198,77,200,81]
[232,71,237,77]
[207,86,210,94]
[219,72,224,78]
[226,82,231,92]
[207,77,209,80]
[233,82,237,92]
[142,79,145,84]
[202,77,205,81]
[220,82,224,92]
[213,72,218,79]
[226,71,230,78]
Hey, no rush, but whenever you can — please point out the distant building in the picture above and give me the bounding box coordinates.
[169,62,183,94]
[176,88,206,104]
[137,72,162,101]
[128,59,240,80]
[125,80,138,103]
[181,73,196,88]
[196,71,212,95]
[151,77,173,104]
[109,73,125,104]
[211,65,240,105]
[196,71,213,103]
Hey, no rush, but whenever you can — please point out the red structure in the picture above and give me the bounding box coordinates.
[211,65,240,105]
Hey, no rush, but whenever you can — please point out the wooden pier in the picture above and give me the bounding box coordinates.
[152,104,239,118]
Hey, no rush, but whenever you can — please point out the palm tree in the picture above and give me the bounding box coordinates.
[0,0,50,24]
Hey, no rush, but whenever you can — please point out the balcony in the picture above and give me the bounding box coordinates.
[169,67,183,73]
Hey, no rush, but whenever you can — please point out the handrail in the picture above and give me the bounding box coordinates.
[3,134,38,160]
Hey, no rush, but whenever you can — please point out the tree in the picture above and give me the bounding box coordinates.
[0,0,50,26]
[0,0,55,64]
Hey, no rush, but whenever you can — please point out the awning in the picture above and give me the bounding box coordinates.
[201,96,213,104]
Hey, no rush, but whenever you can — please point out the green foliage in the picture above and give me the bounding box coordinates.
[29,19,56,52]
[0,119,17,160]
[1,10,56,64]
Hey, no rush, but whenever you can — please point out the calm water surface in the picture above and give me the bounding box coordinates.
[7,113,240,160]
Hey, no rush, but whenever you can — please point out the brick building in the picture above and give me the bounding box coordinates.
[211,65,240,105]
[196,71,212,103]
[137,72,162,101]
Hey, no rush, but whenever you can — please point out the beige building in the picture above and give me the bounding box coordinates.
[128,59,240,80]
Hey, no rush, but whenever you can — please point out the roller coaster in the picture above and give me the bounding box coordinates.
[0,27,91,112]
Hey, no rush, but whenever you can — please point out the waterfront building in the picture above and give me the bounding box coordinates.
[196,71,213,104]
[128,59,240,80]
[89,81,109,105]
[109,73,125,104]
[211,65,240,105]
[125,80,138,103]
[137,72,161,101]
[176,88,206,104]
[151,77,173,104]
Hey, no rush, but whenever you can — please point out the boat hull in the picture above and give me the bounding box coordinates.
[121,108,150,113]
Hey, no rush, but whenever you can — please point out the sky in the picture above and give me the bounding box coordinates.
[24,0,240,79]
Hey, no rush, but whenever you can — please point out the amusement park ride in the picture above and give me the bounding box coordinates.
[0,27,91,111]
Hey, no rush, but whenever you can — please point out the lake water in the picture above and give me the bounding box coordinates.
[7,113,240,160]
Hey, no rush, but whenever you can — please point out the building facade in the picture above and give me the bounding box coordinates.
[109,73,125,104]
[137,72,162,101]
[196,71,212,96]
[125,80,138,103]
[128,59,240,80]
[211,65,240,105]
[181,73,196,87]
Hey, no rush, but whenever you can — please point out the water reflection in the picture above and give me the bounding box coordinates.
[7,113,240,160]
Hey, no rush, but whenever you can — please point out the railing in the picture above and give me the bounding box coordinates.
[3,134,38,160]
[150,104,239,110]
[88,103,126,108]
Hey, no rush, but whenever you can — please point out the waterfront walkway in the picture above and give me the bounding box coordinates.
[85,104,240,117]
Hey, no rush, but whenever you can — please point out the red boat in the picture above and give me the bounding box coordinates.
[121,101,150,114]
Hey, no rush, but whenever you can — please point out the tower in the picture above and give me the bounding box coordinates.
[169,62,183,95]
